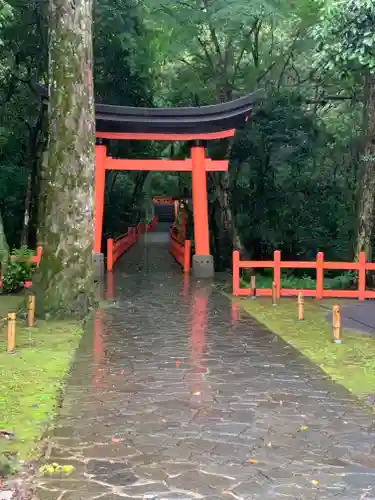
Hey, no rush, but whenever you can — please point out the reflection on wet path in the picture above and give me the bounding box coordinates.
[36,234,375,500]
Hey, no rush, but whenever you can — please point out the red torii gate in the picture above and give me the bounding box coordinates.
[94,139,230,277]
[36,84,258,278]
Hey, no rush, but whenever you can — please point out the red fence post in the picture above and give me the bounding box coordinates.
[358,251,366,300]
[36,246,43,266]
[316,252,324,300]
[233,250,240,296]
[184,240,191,273]
[107,239,114,271]
[273,250,281,299]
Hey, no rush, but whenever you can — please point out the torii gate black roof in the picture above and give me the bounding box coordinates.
[36,84,261,136]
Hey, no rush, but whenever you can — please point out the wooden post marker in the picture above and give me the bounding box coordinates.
[251,275,256,299]
[28,295,35,327]
[7,313,16,353]
[297,291,304,320]
[272,281,277,306]
[332,305,342,344]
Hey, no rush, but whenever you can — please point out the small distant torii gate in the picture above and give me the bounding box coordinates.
[37,85,258,278]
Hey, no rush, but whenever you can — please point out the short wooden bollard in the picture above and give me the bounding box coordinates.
[272,281,277,306]
[251,275,256,299]
[332,305,342,344]
[297,291,304,320]
[27,295,35,327]
[7,313,16,353]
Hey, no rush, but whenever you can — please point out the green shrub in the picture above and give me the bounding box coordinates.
[240,271,355,290]
[1,246,36,293]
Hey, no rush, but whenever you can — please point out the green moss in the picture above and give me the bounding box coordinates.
[0,316,82,470]
[232,296,375,401]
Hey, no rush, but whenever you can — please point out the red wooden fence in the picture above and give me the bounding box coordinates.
[232,250,375,300]
[169,230,191,273]
[107,216,157,271]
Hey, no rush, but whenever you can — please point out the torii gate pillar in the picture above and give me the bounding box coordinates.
[190,142,214,278]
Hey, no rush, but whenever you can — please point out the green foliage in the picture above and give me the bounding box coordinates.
[0,0,12,42]
[0,165,28,248]
[1,247,35,293]
[231,90,357,261]
[242,271,355,290]
[312,0,375,76]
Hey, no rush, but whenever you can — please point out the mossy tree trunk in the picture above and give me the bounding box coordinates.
[36,0,95,317]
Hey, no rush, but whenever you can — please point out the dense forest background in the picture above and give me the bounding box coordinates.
[1,0,374,273]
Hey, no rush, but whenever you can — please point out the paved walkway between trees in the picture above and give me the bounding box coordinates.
[35,231,375,500]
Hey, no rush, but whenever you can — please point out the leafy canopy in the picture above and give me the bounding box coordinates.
[312,0,375,76]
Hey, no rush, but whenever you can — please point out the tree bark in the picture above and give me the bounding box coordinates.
[130,171,149,223]
[354,73,375,262]
[36,0,95,317]
[21,103,47,248]
[0,211,9,289]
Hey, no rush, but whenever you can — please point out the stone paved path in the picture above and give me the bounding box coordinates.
[35,231,375,500]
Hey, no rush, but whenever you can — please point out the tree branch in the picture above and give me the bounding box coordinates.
[196,36,215,71]
[232,23,258,83]
[277,28,301,90]
[251,19,262,69]
[202,0,223,66]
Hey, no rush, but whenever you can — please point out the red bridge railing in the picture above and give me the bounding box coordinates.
[233,250,375,300]
[107,216,157,271]
[169,230,191,273]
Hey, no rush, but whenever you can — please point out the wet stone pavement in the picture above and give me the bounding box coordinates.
[35,231,375,499]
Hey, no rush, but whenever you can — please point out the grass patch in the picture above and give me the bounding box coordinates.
[0,294,24,322]
[0,309,82,474]
[234,296,375,401]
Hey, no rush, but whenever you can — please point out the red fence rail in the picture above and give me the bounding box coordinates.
[169,230,191,273]
[232,250,375,300]
[107,216,157,271]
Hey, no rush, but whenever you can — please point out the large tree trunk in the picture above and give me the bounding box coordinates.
[36,0,95,317]
[354,73,375,262]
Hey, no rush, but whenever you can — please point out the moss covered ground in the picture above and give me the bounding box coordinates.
[0,295,82,474]
[233,296,375,401]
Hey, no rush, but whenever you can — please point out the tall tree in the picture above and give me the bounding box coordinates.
[36,0,95,317]
[313,0,375,261]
